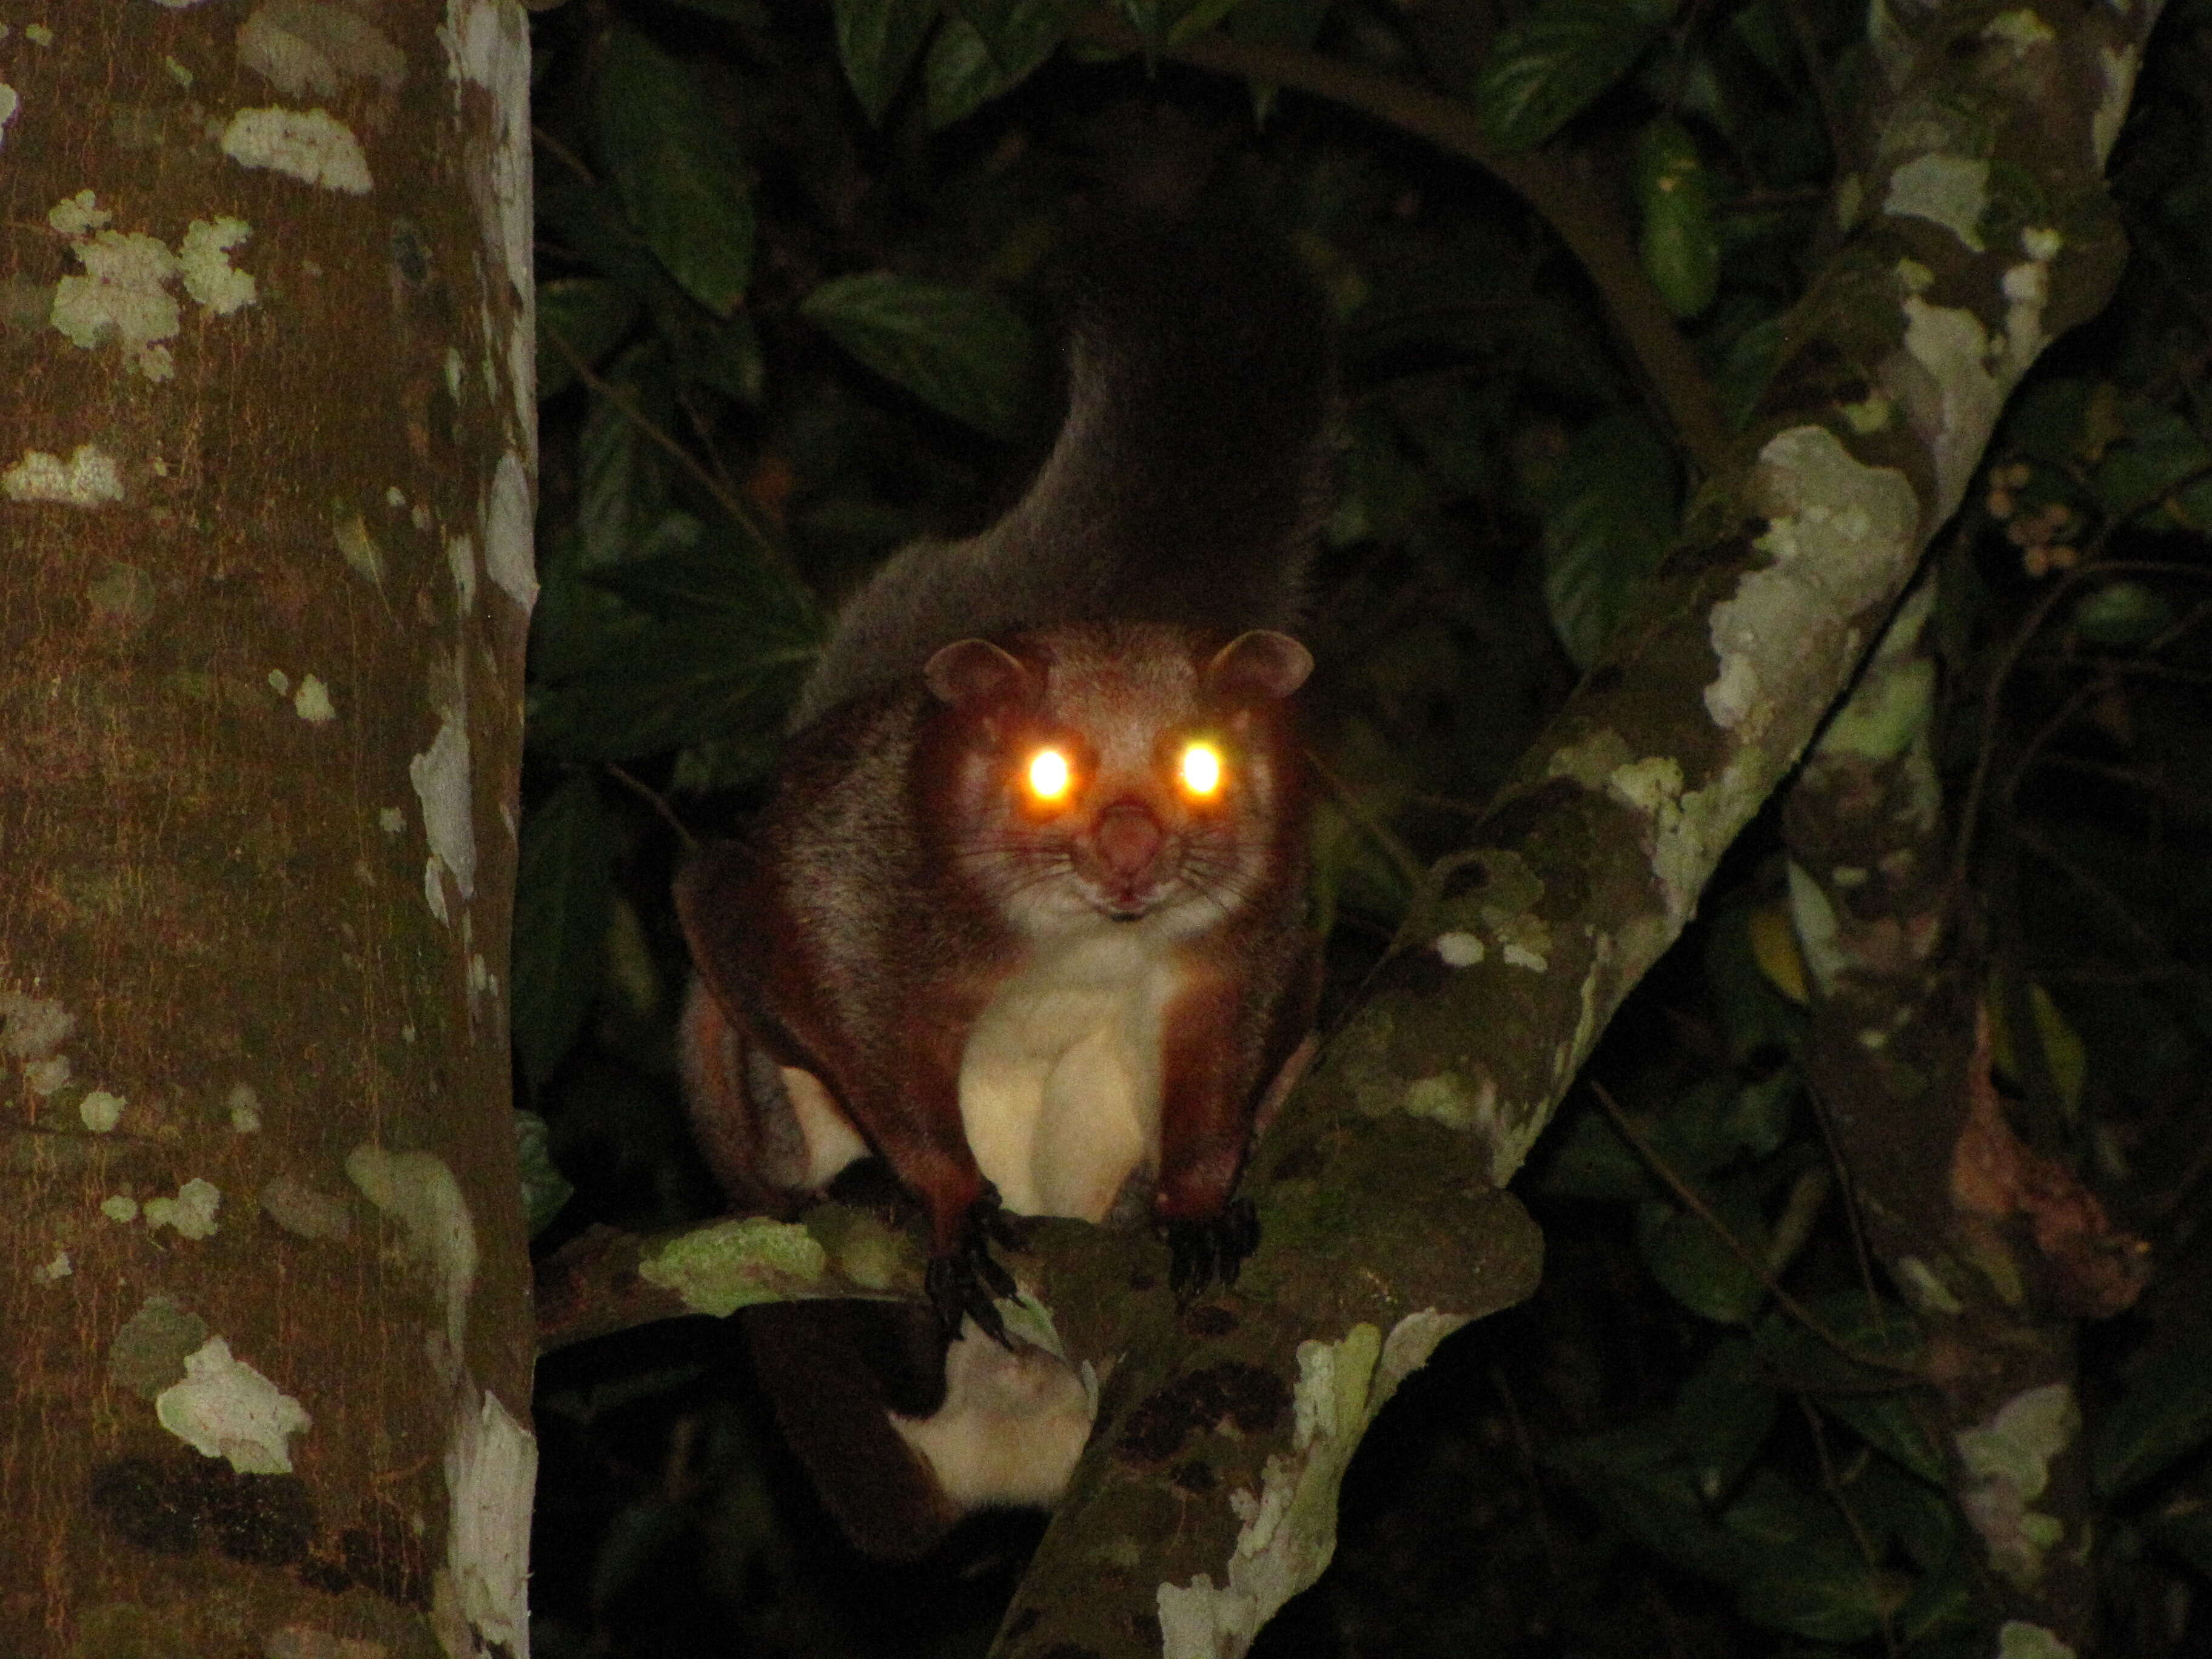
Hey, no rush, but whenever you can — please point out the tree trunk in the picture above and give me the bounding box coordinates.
[0,4,537,1652]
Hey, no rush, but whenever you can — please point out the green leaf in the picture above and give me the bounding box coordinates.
[2070,578,2177,646]
[1704,893,1810,1062]
[1475,0,1671,151]
[528,618,819,766]
[1634,117,1720,318]
[1735,1544,1884,1643]
[654,304,768,404]
[1227,0,1336,119]
[801,270,1037,440]
[1820,1389,1949,1487]
[575,355,680,569]
[1539,409,1678,668]
[1754,1293,1925,1392]
[1637,1187,1769,1324]
[1537,1101,1655,1201]
[1546,1418,1766,1585]
[512,774,618,1092]
[533,504,822,768]
[538,278,641,401]
[1711,310,1783,432]
[583,525,806,623]
[833,0,937,122]
[597,27,756,316]
[2092,404,2212,525]
[923,0,1067,128]
[536,160,672,301]
[515,1111,577,1236]
[1672,1339,1779,1501]
[2093,1318,2212,1496]
[1168,0,1256,44]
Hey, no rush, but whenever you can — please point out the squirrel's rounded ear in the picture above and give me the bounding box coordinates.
[1206,631,1312,703]
[925,639,1030,708]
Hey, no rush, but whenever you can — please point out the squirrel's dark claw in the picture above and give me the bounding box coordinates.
[1165,1196,1259,1304]
[926,1185,1028,1347]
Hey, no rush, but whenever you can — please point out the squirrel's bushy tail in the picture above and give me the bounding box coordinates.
[793,208,1336,729]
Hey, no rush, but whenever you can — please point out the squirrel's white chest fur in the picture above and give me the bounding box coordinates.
[958,921,1181,1221]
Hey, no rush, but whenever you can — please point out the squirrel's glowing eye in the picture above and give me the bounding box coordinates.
[1025,746,1073,803]
[1178,741,1224,799]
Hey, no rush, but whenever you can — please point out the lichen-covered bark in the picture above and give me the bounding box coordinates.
[0,4,535,1652]
[989,0,2166,1652]
[1783,576,2147,1649]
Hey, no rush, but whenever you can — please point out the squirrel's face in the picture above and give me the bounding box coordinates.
[925,623,1310,938]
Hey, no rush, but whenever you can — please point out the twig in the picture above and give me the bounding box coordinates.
[1797,1397,1902,1658]
[1304,745,1428,895]
[1948,560,2212,896]
[541,326,785,565]
[605,762,697,853]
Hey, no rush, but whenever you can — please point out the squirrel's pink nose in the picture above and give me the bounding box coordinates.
[1092,800,1164,884]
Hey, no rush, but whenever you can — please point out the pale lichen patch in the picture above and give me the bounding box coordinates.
[1433,931,1483,967]
[33,1248,72,1282]
[1885,154,1990,253]
[52,229,178,378]
[227,1084,263,1132]
[1892,296,2001,523]
[4,444,124,506]
[239,1,407,101]
[1402,1071,1491,1131]
[1,992,74,1061]
[145,1177,223,1239]
[334,512,384,584]
[379,806,406,835]
[1999,1622,2076,1659]
[446,532,479,614]
[79,1089,124,1133]
[484,449,538,609]
[0,82,19,149]
[1707,425,1919,743]
[102,1195,140,1224]
[261,1176,354,1240]
[221,106,374,193]
[293,675,337,723]
[1158,1326,1384,1659]
[411,712,477,900]
[1983,8,2056,50]
[1956,1382,2078,1589]
[444,1390,536,1659]
[640,1216,831,1318]
[347,1145,478,1356]
[178,216,257,314]
[156,1336,312,1474]
[2092,45,2139,165]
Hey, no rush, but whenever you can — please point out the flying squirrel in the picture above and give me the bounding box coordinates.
[675,201,1336,1557]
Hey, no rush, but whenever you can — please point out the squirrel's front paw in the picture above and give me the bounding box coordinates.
[925,1185,1027,1346]
[1164,1195,1259,1304]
